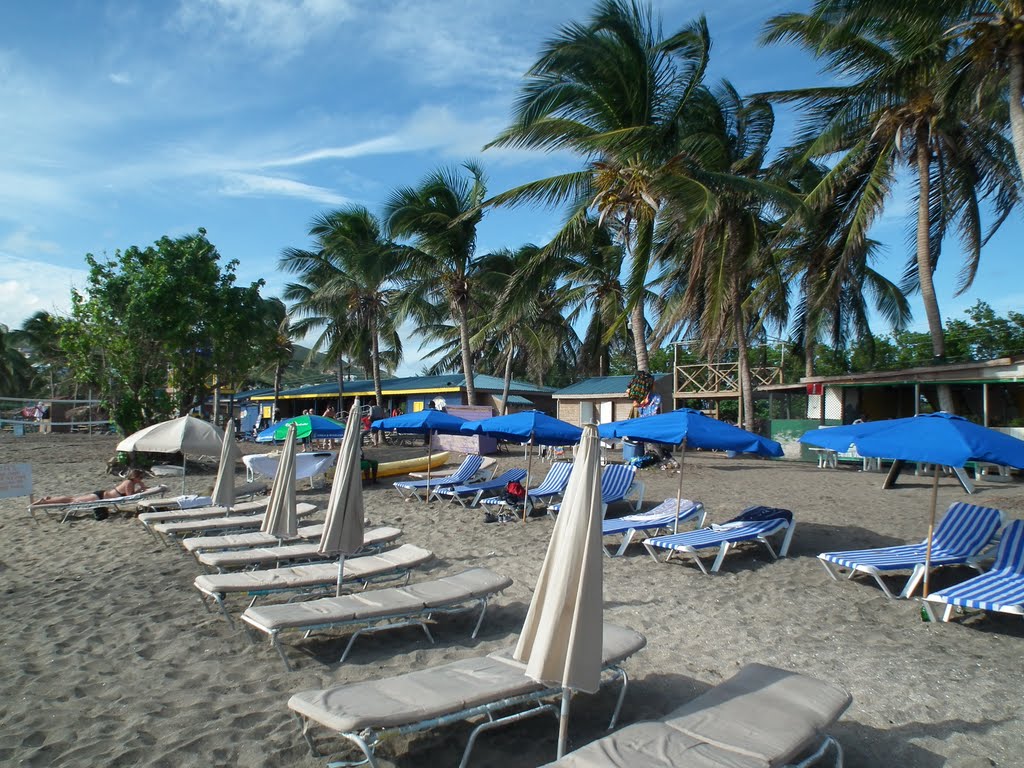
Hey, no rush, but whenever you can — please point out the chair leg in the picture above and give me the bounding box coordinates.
[709,543,730,573]
[779,523,796,557]
[901,564,926,599]
[818,557,841,582]
[614,530,635,558]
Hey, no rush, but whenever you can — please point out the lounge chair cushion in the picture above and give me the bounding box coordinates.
[180,523,325,553]
[289,623,645,733]
[194,544,432,595]
[138,498,268,525]
[243,568,511,632]
[196,526,402,569]
[153,503,317,535]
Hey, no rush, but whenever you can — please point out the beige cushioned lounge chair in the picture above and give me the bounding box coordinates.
[196,526,402,571]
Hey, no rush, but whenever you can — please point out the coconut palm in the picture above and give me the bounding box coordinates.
[485,0,715,373]
[0,324,34,395]
[385,162,487,405]
[14,311,65,397]
[761,4,1019,411]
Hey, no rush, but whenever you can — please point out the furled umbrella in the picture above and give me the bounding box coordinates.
[514,423,603,759]
[843,412,1024,597]
[260,423,298,542]
[461,410,583,520]
[371,409,468,498]
[210,418,239,509]
[599,408,783,532]
[117,414,225,493]
[318,398,366,596]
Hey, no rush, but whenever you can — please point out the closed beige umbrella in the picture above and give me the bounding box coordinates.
[514,423,602,758]
[261,423,298,541]
[210,419,239,509]
[318,398,366,596]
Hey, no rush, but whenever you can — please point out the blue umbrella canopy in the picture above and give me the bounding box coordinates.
[460,410,583,446]
[598,408,783,456]
[852,412,1024,468]
[256,414,344,443]
[799,421,894,452]
[370,409,468,435]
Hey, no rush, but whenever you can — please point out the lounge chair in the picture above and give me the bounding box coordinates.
[194,543,433,625]
[180,522,327,554]
[392,455,485,502]
[429,468,528,507]
[818,502,1004,599]
[150,503,319,545]
[138,498,270,539]
[548,464,645,518]
[541,663,851,768]
[408,455,496,480]
[924,519,1024,622]
[241,567,512,670]
[602,498,706,557]
[29,485,170,524]
[196,526,402,571]
[288,623,646,768]
[480,461,574,514]
[644,506,795,574]
[135,481,267,513]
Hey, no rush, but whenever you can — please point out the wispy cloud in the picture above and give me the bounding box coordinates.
[219,172,348,205]
[174,0,354,57]
[0,254,86,328]
[108,72,132,85]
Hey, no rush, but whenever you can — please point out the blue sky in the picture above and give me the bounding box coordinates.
[2,0,1021,375]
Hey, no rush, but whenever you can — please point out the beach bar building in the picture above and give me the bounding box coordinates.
[553,374,673,427]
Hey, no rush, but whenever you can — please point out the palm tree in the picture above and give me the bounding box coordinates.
[251,298,294,421]
[14,311,65,397]
[282,207,407,408]
[0,324,34,395]
[385,162,487,405]
[485,0,714,373]
[761,4,1019,411]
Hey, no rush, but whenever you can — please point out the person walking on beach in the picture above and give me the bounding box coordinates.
[33,469,149,505]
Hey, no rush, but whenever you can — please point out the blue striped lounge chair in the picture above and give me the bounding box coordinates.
[392,455,484,502]
[818,502,1004,599]
[429,468,528,507]
[924,519,1024,622]
[548,464,645,519]
[643,506,795,574]
[602,498,707,557]
[480,461,573,513]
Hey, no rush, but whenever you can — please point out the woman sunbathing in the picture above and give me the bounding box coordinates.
[34,470,149,505]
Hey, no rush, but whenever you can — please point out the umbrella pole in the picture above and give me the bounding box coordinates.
[557,688,571,759]
[181,453,187,495]
[674,439,687,534]
[523,436,534,523]
[922,465,941,598]
[425,430,433,503]
[336,554,345,597]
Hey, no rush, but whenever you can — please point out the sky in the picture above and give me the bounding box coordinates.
[2,0,1022,376]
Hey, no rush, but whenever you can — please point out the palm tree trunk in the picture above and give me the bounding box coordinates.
[370,318,384,408]
[272,366,282,422]
[732,281,755,432]
[336,365,344,412]
[1009,47,1024,184]
[915,129,954,413]
[804,333,816,380]
[499,341,515,415]
[456,302,476,405]
[630,302,651,372]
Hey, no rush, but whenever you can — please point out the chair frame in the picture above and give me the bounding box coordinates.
[603,500,707,557]
[429,468,528,507]
[30,485,169,524]
[644,518,795,574]
[393,455,485,502]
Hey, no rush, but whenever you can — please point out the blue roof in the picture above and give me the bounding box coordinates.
[255,373,553,399]
[553,374,669,397]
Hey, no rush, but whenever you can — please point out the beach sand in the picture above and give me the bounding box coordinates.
[2,433,1023,767]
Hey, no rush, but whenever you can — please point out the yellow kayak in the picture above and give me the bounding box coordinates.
[376,451,451,479]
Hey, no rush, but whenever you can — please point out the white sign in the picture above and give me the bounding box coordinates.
[0,463,32,499]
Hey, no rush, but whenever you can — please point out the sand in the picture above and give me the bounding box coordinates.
[2,432,1023,767]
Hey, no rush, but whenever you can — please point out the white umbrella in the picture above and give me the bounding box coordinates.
[261,423,298,541]
[117,415,224,493]
[514,423,603,758]
[318,398,366,596]
[210,419,239,509]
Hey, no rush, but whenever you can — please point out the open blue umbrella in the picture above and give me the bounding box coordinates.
[845,412,1024,597]
[462,411,583,521]
[371,409,469,491]
[799,420,893,452]
[256,414,344,443]
[599,408,783,532]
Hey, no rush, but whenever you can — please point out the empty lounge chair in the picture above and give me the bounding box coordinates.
[925,519,1024,622]
[644,506,794,574]
[548,464,644,518]
[818,502,1004,599]
[149,503,319,544]
[602,498,706,557]
[288,623,646,768]
[180,522,327,555]
[541,663,851,768]
[392,455,485,502]
[241,567,512,669]
[429,468,528,507]
[196,526,402,571]
[480,461,573,513]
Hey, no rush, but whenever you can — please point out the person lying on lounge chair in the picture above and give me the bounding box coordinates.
[34,469,149,505]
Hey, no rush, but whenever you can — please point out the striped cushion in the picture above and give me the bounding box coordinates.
[928,520,1024,613]
[394,455,484,490]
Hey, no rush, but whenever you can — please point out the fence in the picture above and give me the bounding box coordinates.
[0,397,115,435]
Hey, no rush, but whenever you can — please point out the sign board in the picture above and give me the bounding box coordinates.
[0,463,32,499]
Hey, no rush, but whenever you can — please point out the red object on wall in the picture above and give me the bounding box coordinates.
[806,383,824,396]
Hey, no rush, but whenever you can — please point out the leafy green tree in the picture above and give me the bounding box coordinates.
[385,162,487,404]
[61,229,267,434]
[762,3,1019,412]
[486,1,714,373]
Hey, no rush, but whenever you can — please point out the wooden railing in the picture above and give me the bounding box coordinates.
[674,362,782,396]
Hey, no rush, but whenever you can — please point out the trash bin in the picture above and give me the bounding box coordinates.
[622,439,645,463]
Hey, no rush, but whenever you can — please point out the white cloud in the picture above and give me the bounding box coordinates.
[175,0,354,56]
[219,172,348,205]
[108,72,132,85]
[0,254,86,328]
[0,229,63,258]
